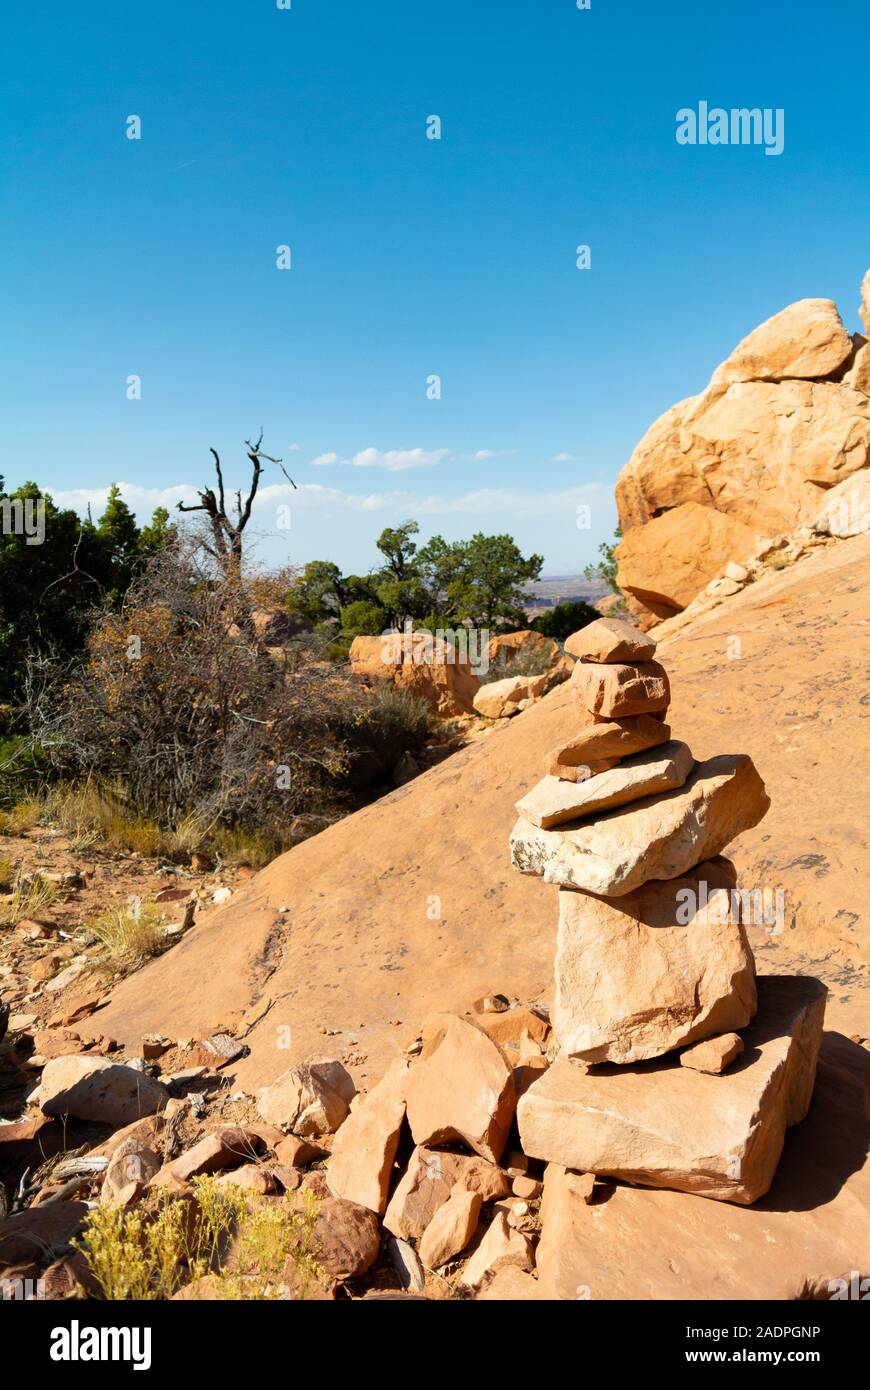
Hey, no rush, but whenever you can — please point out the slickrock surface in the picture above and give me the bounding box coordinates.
[510,753,770,895]
[517,741,694,829]
[518,976,827,1204]
[553,861,756,1062]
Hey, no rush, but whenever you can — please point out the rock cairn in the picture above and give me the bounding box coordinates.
[509,616,828,1205]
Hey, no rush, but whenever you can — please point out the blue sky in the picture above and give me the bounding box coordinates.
[1,0,867,574]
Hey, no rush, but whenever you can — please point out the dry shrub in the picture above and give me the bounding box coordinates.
[24,542,370,839]
[480,645,553,685]
[0,874,57,927]
[85,903,165,969]
[0,799,42,835]
[77,1178,322,1301]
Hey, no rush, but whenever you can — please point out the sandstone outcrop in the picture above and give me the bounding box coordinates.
[349,631,480,717]
[614,273,870,624]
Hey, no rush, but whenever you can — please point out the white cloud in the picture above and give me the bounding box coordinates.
[553,452,575,462]
[350,447,450,471]
[309,451,339,467]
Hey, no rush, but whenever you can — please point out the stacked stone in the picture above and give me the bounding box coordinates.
[509,617,827,1205]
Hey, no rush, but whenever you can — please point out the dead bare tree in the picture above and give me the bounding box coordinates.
[177,431,296,577]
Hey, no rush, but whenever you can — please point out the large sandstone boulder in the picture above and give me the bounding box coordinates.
[510,753,770,896]
[312,1198,381,1281]
[616,380,870,543]
[614,277,870,619]
[518,976,827,1204]
[711,298,852,384]
[553,859,757,1063]
[349,632,480,717]
[473,673,547,719]
[616,501,760,612]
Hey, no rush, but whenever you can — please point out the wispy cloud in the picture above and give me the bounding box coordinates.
[350,447,450,471]
[304,446,451,471]
[552,452,575,462]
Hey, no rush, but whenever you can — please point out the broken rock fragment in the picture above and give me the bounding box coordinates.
[404,1014,516,1164]
[256,1056,356,1136]
[326,1057,408,1214]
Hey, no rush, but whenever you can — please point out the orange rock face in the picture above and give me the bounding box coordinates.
[616,502,759,612]
[613,280,870,619]
[349,632,480,717]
